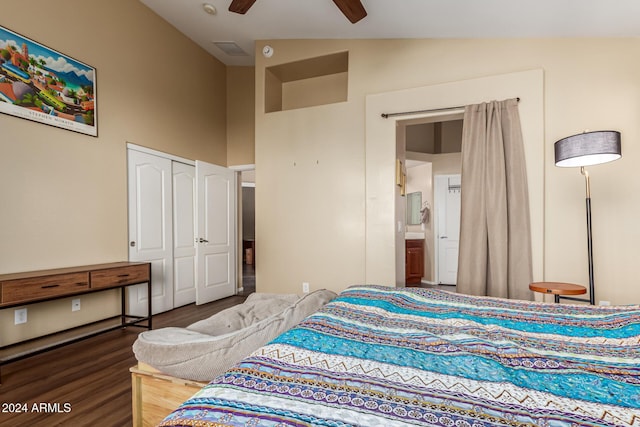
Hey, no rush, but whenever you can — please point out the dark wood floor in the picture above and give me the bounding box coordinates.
[0,292,250,427]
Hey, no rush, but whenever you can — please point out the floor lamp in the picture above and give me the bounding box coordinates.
[554,130,622,304]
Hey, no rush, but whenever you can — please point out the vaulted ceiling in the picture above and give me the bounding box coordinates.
[140,0,640,66]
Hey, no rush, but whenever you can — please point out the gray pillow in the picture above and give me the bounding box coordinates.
[132,289,336,381]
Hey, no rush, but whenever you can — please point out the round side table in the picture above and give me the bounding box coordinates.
[529,282,587,303]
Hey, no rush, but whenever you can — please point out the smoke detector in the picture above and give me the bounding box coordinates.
[202,3,217,15]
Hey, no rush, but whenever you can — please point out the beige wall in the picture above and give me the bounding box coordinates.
[406,120,463,154]
[1,0,227,344]
[227,66,256,166]
[255,38,640,305]
[406,123,436,153]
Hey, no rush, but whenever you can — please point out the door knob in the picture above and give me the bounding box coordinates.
[440,236,448,239]
[198,238,209,243]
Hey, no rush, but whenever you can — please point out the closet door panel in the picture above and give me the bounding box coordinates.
[127,149,174,315]
[173,162,197,307]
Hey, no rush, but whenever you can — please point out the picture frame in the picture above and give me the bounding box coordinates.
[0,25,97,136]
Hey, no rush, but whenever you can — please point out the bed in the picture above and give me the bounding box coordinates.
[158,285,640,426]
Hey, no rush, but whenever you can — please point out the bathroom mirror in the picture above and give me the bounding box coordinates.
[406,192,422,225]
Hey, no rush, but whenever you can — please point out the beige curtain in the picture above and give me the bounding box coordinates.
[456,98,533,300]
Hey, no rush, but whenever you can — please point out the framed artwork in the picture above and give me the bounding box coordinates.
[0,25,97,136]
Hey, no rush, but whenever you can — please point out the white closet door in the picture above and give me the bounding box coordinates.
[196,160,237,304]
[127,150,174,315]
[173,162,197,307]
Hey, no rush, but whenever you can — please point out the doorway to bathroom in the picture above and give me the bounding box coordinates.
[401,115,463,287]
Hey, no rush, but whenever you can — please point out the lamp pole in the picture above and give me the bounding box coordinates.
[581,167,595,305]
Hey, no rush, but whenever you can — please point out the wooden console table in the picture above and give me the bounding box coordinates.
[0,262,152,382]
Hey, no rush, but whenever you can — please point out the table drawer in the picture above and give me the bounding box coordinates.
[1,272,90,305]
[90,264,150,289]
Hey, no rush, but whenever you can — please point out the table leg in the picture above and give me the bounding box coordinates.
[147,277,152,329]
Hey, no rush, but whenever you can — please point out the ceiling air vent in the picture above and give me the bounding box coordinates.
[213,42,248,56]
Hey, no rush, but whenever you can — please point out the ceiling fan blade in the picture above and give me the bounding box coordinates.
[332,0,367,23]
[229,0,257,14]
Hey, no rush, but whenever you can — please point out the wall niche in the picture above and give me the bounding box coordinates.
[265,51,349,113]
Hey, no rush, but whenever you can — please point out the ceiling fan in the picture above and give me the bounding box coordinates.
[228,0,367,24]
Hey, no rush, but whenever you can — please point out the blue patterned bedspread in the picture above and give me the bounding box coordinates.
[159,285,640,426]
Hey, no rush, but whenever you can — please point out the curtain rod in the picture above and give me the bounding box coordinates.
[381,97,520,119]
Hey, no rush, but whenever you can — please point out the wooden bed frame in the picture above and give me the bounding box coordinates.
[130,363,207,427]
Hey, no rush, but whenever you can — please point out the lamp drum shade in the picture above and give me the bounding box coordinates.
[554,130,621,167]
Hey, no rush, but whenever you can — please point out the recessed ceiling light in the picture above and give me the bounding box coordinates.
[203,3,217,15]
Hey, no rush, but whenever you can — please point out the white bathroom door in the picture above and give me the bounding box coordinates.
[195,160,237,304]
[435,174,461,285]
[172,162,197,307]
[127,149,174,315]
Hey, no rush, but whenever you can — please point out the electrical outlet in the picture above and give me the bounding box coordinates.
[302,282,310,293]
[14,308,27,325]
[599,300,611,306]
[72,298,81,312]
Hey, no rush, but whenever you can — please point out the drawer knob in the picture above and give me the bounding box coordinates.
[41,284,60,289]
